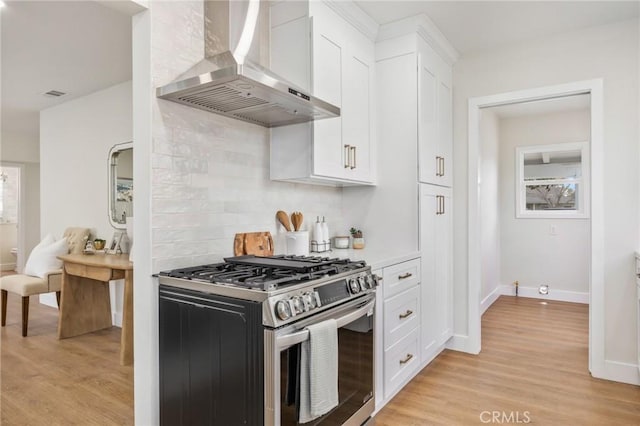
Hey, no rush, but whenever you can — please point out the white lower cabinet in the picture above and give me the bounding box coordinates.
[374,258,422,406]
[383,328,420,400]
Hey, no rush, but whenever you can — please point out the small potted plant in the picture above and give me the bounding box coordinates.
[350,227,365,249]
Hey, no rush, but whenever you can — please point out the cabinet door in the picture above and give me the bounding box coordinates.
[419,186,438,363]
[311,17,345,179]
[343,43,373,182]
[420,185,452,361]
[418,54,438,185]
[435,189,453,343]
[438,79,453,187]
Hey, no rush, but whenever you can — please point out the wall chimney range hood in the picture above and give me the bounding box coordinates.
[156,0,340,128]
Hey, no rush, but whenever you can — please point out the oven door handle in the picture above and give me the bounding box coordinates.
[276,299,375,349]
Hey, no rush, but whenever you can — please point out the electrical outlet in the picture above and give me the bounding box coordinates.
[549,225,557,236]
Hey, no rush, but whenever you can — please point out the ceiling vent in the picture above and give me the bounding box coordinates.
[43,90,66,98]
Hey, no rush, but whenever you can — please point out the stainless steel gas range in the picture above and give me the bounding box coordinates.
[158,255,378,426]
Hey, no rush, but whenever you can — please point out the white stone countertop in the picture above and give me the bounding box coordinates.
[320,247,421,271]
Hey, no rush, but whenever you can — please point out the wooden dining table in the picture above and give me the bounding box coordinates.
[57,253,133,366]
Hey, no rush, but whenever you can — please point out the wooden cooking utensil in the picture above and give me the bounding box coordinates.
[233,232,274,256]
[291,212,303,231]
[276,210,292,231]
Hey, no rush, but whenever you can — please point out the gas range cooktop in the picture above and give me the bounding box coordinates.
[158,254,376,328]
[159,255,368,291]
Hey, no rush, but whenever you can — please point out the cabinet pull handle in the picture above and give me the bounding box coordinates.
[442,196,445,215]
[350,146,356,169]
[398,272,412,280]
[435,195,441,215]
[399,353,414,365]
[435,156,441,176]
[344,145,350,168]
[399,310,413,319]
[440,156,445,177]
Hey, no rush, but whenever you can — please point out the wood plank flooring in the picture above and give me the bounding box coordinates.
[1,290,133,425]
[374,296,640,425]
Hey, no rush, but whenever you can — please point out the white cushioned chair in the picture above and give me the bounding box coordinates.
[1,227,91,336]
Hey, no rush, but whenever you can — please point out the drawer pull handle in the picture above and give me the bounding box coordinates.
[399,310,413,319]
[398,273,413,280]
[399,353,413,365]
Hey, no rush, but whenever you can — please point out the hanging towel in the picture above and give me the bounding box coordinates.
[298,318,339,424]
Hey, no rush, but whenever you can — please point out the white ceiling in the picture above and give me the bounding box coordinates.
[1,1,132,143]
[356,1,639,55]
[1,1,636,148]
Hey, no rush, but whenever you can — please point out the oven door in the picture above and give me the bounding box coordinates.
[265,294,376,426]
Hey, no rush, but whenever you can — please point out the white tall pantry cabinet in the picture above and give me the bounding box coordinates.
[374,19,456,405]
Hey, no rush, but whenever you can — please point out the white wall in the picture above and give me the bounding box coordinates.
[499,109,590,296]
[453,19,639,365]
[479,109,501,307]
[40,80,132,322]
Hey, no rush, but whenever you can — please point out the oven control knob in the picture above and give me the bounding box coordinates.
[357,276,366,290]
[275,300,291,321]
[303,292,317,310]
[291,296,305,314]
[349,278,361,294]
[364,275,373,289]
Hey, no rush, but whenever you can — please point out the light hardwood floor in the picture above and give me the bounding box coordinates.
[374,296,640,425]
[1,290,133,425]
[3,291,639,425]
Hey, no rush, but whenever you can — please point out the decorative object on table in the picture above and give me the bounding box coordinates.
[350,228,365,249]
[311,216,331,253]
[83,240,96,254]
[107,231,125,254]
[276,210,292,231]
[93,239,106,251]
[333,236,350,249]
[234,232,274,256]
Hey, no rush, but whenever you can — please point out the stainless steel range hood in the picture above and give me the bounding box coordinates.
[156,0,340,128]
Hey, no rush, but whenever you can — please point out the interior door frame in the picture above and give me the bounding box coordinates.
[0,162,25,272]
[466,79,604,377]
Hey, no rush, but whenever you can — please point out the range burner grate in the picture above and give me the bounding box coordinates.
[160,255,367,291]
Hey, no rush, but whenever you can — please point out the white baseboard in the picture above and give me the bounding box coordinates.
[445,334,480,354]
[597,360,640,386]
[39,293,57,308]
[480,286,501,315]
[499,285,589,304]
[1,262,16,271]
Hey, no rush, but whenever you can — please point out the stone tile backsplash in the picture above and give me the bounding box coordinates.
[151,2,344,272]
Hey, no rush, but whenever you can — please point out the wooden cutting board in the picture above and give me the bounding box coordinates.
[233,232,274,257]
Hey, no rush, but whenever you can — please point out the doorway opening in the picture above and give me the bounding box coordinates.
[0,164,22,272]
[467,79,605,377]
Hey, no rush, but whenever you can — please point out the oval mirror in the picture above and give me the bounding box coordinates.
[108,142,133,229]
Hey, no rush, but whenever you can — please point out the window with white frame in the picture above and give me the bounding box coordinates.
[515,142,589,218]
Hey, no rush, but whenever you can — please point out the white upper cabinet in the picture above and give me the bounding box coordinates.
[270,1,376,186]
[418,40,453,187]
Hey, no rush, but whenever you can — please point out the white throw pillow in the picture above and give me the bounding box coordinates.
[24,236,69,279]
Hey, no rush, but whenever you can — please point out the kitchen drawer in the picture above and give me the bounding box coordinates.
[384,327,420,400]
[384,286,420,350]
[383,258,420,299]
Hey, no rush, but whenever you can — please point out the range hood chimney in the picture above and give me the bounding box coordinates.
[156,0,340,128]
